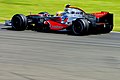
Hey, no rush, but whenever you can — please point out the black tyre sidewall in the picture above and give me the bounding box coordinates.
[12,14,27,31]
[71,19,89,35]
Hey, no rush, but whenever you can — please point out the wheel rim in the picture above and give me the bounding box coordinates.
[12,14,27,30]
[72,21,83,34]
[12,16,22,29]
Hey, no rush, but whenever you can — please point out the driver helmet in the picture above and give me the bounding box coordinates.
[56,11,63,16]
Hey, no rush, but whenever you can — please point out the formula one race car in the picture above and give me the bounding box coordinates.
[11,4,113,35]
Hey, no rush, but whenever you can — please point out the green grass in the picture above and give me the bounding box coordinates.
[0,0,120,31]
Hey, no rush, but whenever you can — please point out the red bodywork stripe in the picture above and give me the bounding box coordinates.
[47,20,68,31]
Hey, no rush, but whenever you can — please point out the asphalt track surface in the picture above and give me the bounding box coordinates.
[0,24,120,80]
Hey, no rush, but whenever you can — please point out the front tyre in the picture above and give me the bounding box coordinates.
[11,14,28,31]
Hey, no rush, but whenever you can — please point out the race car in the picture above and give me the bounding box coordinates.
[11,4,113,35]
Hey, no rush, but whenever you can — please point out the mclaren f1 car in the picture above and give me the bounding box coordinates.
[10,4,113,35]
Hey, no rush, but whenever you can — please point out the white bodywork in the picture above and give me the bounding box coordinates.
[61,7,85,25]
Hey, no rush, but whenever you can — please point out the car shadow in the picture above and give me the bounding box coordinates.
[1,26,104,36]
[1,27,15,30]
[1,26,70,34]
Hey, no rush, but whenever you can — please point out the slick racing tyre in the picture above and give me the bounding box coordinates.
[11,14,27,31]
[71,19,89,35]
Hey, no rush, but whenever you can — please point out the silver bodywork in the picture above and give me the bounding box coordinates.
[5,20,12,26]
[61,8,85,25]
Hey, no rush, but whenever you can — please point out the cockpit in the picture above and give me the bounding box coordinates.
[64,8,85,15]
[55,5,86,25]
[63,7,85,18]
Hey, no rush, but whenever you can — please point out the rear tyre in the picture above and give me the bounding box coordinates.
[11,14,27,31]
[71,19,89,35]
